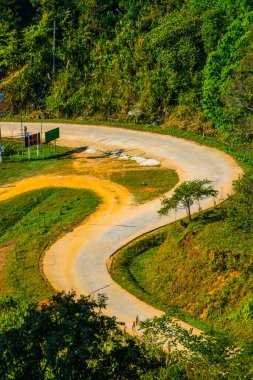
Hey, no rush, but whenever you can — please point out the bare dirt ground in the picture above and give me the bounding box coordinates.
[72,151,139,178]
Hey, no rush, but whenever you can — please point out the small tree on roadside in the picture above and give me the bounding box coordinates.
[159,180,218,221]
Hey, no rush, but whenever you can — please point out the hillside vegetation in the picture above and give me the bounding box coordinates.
[110,170,253,342]
[0,1,252,149]
[2,292,252,380]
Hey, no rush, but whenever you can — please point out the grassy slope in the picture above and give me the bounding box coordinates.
[0,188,100,302]
[109,205,253,342]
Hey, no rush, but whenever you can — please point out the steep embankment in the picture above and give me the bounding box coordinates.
[110,203,253,341]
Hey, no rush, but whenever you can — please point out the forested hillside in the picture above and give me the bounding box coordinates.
[0,0,253,143]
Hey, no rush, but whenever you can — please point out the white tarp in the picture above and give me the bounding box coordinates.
[140,159,160,166]
[84,148,97,154]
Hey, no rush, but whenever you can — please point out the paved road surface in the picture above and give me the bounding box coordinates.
[2,122,242,332]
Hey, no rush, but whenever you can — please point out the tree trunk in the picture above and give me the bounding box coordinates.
[187,206,192,221]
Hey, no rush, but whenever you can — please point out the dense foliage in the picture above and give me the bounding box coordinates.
[0,292,160,379]
[0,292,252,380]
[0,0,252,143]
[228,170,253,231]
[141,315,253,379]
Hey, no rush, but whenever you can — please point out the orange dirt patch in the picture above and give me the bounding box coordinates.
[140,187,164,193]
[207,271,240,295]
[200,307,208,319]
[0,174,132,204]
[37,299,54,308]
[72,153,140,179]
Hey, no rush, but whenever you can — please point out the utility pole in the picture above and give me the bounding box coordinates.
[52,20,56,75]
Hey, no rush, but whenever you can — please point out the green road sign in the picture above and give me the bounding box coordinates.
[45,127,60,143]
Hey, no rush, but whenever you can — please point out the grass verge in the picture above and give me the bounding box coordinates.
[108,225,209,332]
[0,138,73,186]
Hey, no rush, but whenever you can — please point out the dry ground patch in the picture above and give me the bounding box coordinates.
[72,151,178,203]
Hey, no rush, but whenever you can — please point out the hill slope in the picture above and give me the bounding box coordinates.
[110,171,253,341]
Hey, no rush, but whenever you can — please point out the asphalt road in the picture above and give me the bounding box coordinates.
[2,122,243,332]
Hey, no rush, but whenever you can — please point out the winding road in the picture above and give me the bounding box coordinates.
[1,122,242,333]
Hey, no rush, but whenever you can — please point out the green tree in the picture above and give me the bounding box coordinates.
[228,170,253,231]
[202,12,253,131]
[0,292,159,379]
[222,28,253,142]
[159,180,218,221]
[140,315,253,379]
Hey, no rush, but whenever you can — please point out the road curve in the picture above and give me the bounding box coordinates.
[2,122,243,332]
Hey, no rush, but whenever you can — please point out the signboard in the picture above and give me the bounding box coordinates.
[0,94,4,102]
[45,127,60,143]
[25,133,40,148]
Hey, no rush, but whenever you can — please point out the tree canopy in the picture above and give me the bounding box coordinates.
[1,292,252,379]
[159,179,218,221]
[0,0,252,144]
[228,169,253,231]
[0,292,159,379]
[140,314,253,379]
